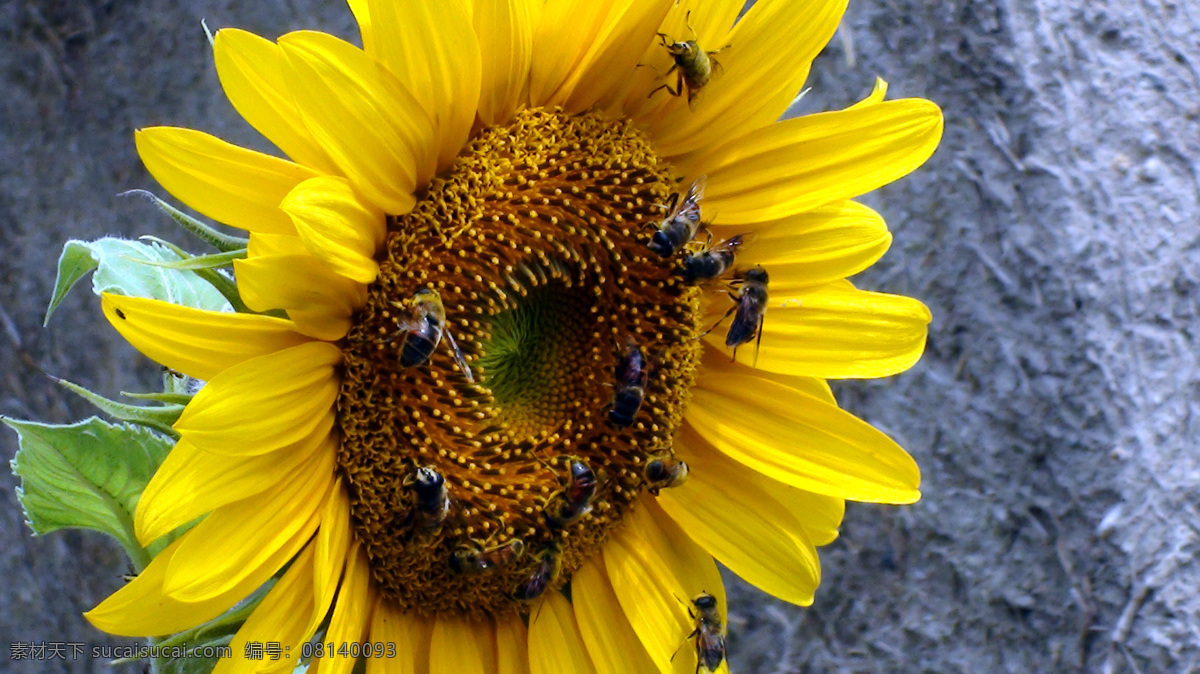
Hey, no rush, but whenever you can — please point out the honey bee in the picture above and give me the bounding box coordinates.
[681,234,746,284]
[404,466,450,536]
[545,459,598,527]
[449,538,526,575]
[648,176,706,258]
[643,453,689,494]
[648,12,730,108]
[389,288,474,382]
[608,339,649,428]
[513,544,562,602]
[702,266,769,364]
[686,593,727,673]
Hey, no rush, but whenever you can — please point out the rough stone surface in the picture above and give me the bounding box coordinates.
[2,1,1198,672]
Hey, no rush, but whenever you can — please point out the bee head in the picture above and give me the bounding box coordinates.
[649,230,672,255]
[448,545,477,574]
[568,459,593,482]
[668,40,700,60]
[743,266,768,284]
[693,593,717,611]
[645,458,667,480]
[413,467,444,497]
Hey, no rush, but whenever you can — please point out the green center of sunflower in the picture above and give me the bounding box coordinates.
[337,108,701,618]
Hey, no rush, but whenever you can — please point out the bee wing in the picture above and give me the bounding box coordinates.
[663,189,689,223]
[391,313,426,333]
[685,175,707,204]
[711,232,750,255]
[441,329,476,383]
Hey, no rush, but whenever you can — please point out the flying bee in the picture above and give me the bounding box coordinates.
[388,288,474,382]
[404,466,450,536]
[648,176,706,258]
[686,593,727,673]
[449,538,526,575]
[643,453,689,495]
[647,12,730,108]
[544,459,598,527]
[701,266,769,364]
[513,544,562,603]
[681,234,746,284]
[608,339,649,428]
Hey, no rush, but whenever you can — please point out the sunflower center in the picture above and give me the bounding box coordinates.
[337,109,701,618]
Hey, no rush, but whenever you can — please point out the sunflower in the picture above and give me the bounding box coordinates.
[84,0,941,671]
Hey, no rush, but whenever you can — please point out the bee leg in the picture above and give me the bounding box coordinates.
[669,641,686,663]
[753,315,765,367]
[635,61,665,77]
[697,304,737,339]
[648,79,682,100]
[442,329,475,383]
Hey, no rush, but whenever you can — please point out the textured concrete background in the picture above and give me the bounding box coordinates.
[2,1,1198,672]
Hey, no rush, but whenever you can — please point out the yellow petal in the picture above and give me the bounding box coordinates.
[279,30,433,213]
[431,615,496,674]
[247,232,309,258]
[101,293,310,381]
[558,0,676,113]
[646,0,849,157]
[135,127,316,235]
[603,500,726,674]
[369,603,432,674]
[346,0,373,53]
[703,282,931,379]
[528,591,597,674]
[676,421,845,547]
[658,426,822,606]
[687,367,921,504]
[311,482,353,637]
[699,343,836,405]
[174,341,341,457]
[494,613,530,674]
[318,542,373,674]
[694,98,944,223]
[212,541,318,674]
[235,254,367,341]
[847,77,889,110]
[474,0,536,126]
[134,428,331,544]
[86,531,290,636]
[528,0,609,106]
[715,201,891,290]
[572,557,659,674]
[279,176,384,284]
[213,29,339,174]
[365,0,481,169]
[161,445,333,600]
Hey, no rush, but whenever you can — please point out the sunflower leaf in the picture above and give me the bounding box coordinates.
[51,377,183,438]
[45,237,231,325]
[4,416,171,567]
[119,189,249,252]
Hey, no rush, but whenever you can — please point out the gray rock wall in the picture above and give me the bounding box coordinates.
[2,1,1197,672]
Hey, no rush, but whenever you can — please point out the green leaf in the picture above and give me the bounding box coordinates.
[52,377,184,438]
[44,237,231,325]
[127,248,246,271]
[5,417,171,567]
[120,189,249,252]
